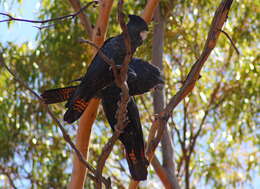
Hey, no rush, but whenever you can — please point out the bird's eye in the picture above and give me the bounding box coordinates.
[140,31,148,40]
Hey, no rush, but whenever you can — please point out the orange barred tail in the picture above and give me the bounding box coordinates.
[63,98,89,123]
[41,86,77,104]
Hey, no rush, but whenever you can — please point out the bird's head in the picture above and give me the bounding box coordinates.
[127,15,148,46]
[128,58,164,96]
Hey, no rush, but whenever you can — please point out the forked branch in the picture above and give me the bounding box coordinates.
[129,0,234,188]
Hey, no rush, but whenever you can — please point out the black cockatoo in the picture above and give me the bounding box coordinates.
[41,58,164,180]
[100,88,148,180]
[63,15,148,123]
[41,58,164,104]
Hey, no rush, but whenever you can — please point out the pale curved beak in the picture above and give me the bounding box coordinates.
[140,31,148,41]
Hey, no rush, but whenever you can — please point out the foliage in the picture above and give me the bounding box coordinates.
[0,0,259,188]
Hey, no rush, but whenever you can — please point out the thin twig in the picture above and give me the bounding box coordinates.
[0,1,98,25]
[0,53,110,187]
[33,23,59,30]
[218,29,240,55]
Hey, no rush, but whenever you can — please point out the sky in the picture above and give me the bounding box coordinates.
[0,0,39,46]
[0,1,259,189]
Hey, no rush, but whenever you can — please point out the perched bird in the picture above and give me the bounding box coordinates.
[40,67,137,105]
[98,59,164,180]
[41,58,164,180]
[63,15,148,123]
[41,58,164,105]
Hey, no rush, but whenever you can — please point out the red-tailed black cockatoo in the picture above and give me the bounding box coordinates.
[63,15,148,123]
[41,58,164,180]
[98,58,164,180]
[41,58,164,105]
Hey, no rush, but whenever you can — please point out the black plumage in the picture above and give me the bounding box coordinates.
[128,58,164,95]
[100,88,148,180]
[40,66,137,105]
[64,15,148,123]
[41,58,164,180]
[98,60,164,181]
[41,86,76,104]
[41,58,163,105]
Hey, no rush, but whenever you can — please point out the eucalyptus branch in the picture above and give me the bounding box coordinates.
[0,1,98,26]
[148,0,234,160]
[95,0,132,188]
[0,53,110,187]
[129,0,234,188]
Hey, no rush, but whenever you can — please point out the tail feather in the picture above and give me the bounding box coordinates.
[125,149,149,181]
[63,97,89,123]
[101,93,148,180]
[41,86,77,104]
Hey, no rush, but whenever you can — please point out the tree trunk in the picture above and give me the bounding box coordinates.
[68,1,114,188]
[151,6,180,189]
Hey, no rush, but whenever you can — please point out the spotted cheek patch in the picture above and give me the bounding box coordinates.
[73,98,89,113]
